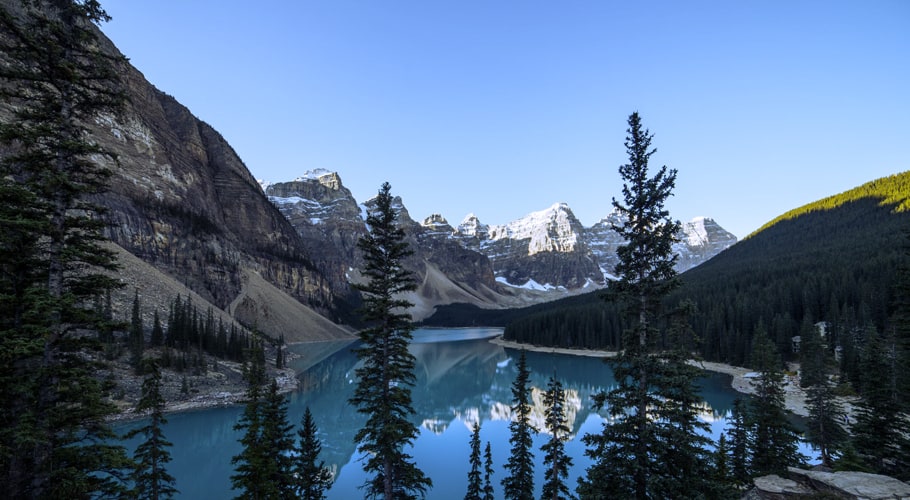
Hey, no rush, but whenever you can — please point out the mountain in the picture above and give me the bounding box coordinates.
[262,172,737,319]
[454,203,602,290]
[496,171,910,367]
[0,20,354,343]
[451,204,737,290]
[262,172,513,321]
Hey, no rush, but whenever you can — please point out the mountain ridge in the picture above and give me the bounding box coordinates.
[261,170,738,298]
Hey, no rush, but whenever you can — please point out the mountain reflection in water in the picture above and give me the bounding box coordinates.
[118,328,743,499]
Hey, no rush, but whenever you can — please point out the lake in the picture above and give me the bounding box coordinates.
[118,327,749,499]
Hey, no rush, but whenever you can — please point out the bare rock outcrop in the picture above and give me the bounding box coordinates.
[747,467,910,499]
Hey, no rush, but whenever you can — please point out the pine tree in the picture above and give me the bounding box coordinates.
[130,289,145,372]
[0,0,132,496]
[541,376,574,500]
[482,442,495,500]
[125,359,178,499]
[294,407,334,500]
[649,300,714,497]
[711,433,737,497]
[150,310,164,347]
[579,112,689,500]
[231,344,271,499]
[748,326,803,476]
[349,182,431,499]
[726,398,751,486]
[465,423,483,500]
[260,379,295,498]
[801,320,847,467]
[851,327,906,475]
[502,350,535,500]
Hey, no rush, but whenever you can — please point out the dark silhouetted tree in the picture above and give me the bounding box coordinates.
[851,327,907,475]
[580,112,703,500]
[0,0,132,496]
[726,398,751,486]
[748,326,803,476]
[130,290,145,372]
[294,407,334,500]
[483,442,495,500]
[465,423,483,500]
[232,344,294,499]
[349,182,431,499]
[125,359,178,499]
[541,376,574,500]
[801,320,847,467]
[502,350,535,500]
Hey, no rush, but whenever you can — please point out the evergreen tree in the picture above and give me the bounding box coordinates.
[726,398,751,486]
[541,376,574,500]
[130,289,145,372]
[482,442,495,500]
[349,182,431,499]
[0,0,132,496]
[650,301,714,497]
[125,359,178,499]
[851,327,907,475]
[231,344,275,499]
[711,433,737,498]
[260,379,295,498]
[748,326,803,476]
[801,320,847,467]
[579,112,690,500]
[150,310,164,347]
[465,423,483,500]
[294,407,334,500]
[502,350,536,500]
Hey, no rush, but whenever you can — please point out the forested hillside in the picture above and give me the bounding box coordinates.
[447,172,910,367]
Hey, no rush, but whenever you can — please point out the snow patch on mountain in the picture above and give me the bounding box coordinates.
[495,276,562,291]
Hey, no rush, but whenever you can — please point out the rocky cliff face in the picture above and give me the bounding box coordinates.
[0,26,354,341]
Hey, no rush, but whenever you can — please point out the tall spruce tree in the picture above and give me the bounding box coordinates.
[294,407,334,500]
[261,379,296,498]
[130,289,145,372]
[580,112,699,500]
[541,376,574,500]
[726,398,751,486]
[851,327,907,475]
[502,350,536,500]
[482,442,495,500]
[125,359,178,500]
[650,300,714,497]
[231,344,278,499]
[748,326,803,476]
[465,423,483,500]
[800,320,847,467]
[349,182,431,499]
[0,0,132,496]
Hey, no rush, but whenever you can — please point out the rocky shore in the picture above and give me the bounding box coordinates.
[489,337,856,418]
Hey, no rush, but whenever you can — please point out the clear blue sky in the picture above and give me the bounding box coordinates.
[101,1,909,239]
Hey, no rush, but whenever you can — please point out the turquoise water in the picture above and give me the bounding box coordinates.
[117,328,751,499]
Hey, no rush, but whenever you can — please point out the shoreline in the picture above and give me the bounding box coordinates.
[490,337,812,417]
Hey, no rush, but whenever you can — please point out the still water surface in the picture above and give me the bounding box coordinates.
[119,328,746,499]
